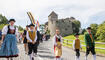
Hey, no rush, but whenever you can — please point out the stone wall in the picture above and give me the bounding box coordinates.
[48,11,76,37]
[56,19,73,36]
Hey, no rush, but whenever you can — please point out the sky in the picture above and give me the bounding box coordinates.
[0,0,105,28]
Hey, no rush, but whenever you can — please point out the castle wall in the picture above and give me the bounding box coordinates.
[48,16,58,36]
[56,19,73,36]
[48,11,75,37]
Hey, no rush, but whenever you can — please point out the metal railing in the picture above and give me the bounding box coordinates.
[63,38,105,50]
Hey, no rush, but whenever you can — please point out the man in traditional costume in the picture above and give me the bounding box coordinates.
[23,25,29,54]
[53,29,62,60]
[84,27,96,60]
[26,24,40,60]
[0,19,19,60]
[73,33,82,60]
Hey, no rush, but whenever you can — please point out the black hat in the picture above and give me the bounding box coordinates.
[29,24,35,27]
[87,27,91,29]
[74,33,79,36]
[26,25,29,27]
[9,19,16,22]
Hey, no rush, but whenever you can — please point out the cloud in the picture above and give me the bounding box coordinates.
[0,0,105,28]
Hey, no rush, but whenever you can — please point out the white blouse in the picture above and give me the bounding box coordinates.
[2,25,18,35]
[53,35,62,46]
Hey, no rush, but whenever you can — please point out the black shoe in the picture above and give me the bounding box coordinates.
[32,57,34,60]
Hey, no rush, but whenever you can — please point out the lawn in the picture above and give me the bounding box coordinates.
[0,24,6,29]
[63,35,105,56]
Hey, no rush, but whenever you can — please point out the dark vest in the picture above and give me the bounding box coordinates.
[7,25,16,34]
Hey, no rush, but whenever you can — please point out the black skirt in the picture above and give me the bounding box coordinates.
[23,37,27,43]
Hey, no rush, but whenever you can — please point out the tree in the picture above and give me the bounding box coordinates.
[82,29,86,34]
[96,22,105,41]
[90,24,98,39]
[0,14,8,24]
[72,20,81,33]
[18,26,24,31]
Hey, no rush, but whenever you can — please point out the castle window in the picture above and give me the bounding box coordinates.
[56,21,58,23]
[65,28,68,31]
[51,21,53,24]
[62,20,64,22]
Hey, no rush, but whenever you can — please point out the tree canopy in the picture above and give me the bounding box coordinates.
[95,22,105,41]
[72,20,81,33]
[0,14,8,24]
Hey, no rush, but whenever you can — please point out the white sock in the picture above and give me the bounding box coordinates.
[57,58,59,60]
[78,56,80,60]
[75,56,80,60]
[59,58,61,60]
[85,56,87,60]
[29,54,32,60]
[93,55,96,60]
[75,56,77,60]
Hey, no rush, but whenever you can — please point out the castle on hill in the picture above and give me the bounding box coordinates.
[45,11,81,36]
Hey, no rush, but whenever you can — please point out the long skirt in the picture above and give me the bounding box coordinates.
[0,34,19,58]
[54,42,62,58]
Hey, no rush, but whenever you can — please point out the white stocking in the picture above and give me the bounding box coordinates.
[29,54,32,60]
[85,56,88,60]
[93,55,96,60]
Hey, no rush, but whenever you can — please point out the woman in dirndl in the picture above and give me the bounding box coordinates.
[0,19,19,60]
[53,29,62,60]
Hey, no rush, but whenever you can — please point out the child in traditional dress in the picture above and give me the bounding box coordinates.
[26,24,40,60]
[53,29,62,60]
[0,19,19,60]
[73,33,82,60]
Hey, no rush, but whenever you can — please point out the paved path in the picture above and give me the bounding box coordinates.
[0,39,105,60]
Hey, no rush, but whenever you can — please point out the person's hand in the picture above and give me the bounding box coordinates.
[58,46,61,49]
[58,45,61,49]
[32,41,36,44]
[87,46,89,48]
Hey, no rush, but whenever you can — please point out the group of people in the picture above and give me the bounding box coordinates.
[0,19,96,60]
[0,19,41,60]
[53,27,96,60]
[72,27,96,60]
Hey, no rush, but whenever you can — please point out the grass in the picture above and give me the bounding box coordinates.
[0,24,6,29]
[63,35,105,56]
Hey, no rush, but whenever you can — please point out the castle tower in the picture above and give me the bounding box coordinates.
[48,11,58,36]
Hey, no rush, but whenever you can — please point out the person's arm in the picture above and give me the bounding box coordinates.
[60,36,63,45]
[34,31,37,42]
[84,34,89,48]
[1,26,8,41]
[53,36,57,46]
[26,31,32,42]
[73,40,75,50]
[15,27,18,37]
[35,31,41,42]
